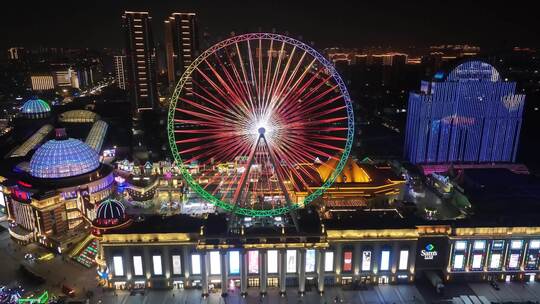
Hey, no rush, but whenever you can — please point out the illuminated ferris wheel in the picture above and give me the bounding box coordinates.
[168,33,354,217]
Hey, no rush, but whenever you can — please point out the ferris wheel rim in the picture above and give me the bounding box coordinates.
[167,32,355,217]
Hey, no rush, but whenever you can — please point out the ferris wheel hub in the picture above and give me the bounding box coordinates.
[258,127,266,135]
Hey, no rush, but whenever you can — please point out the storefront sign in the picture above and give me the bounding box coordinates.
[420,243,438,260]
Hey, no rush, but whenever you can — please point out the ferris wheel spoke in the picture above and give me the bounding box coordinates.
[192,79,247,118]
[179,97,241,124]
[275,74,333,119]
[195,67,251,117]
[203,59,246,106]
[272,57,315,114]
[213,53,251,107]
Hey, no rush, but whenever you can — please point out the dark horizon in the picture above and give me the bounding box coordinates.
[3,0,540,50]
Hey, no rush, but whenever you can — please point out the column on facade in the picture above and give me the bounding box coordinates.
[143,246,151,282]
[354,243,361,280]
[163,246,171,283]
[123,247,132,283]
[182,246,191,286]
[317,249,325,293]
[372,243,380,279]
[260,250,268,294]
[240,250,247,295]
[220,251,229,296]
[279,249,287,295]
[409,240,417,280]
[392,241,400,280]
[335,243,342,284]
[298,249,306,294]
[201,252,209,296]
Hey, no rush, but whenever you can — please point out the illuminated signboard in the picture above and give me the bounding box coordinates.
[324,252,334,272]
[380,250,390,271]
[361,251,371,271]
[526,253,538,270]
[489,253,501,269]
[508,253,520,269]
[267,250,278,274]
[305,250,316,273]
[172,255,182,275]
[471,254,483,270]
[152,255,163,275]
[113,256,124,276]
[133,256,143,276]
[416,237,449,269]
[286,250,297,273]
[398,250,409,270]
[343,251,353,272]
[420,244,438,260]
[229,251,240,275]
[191,254,201,274]
[209,251,221,275]
[530,240,540,249]
[248,251,259,274]
[453,254,465,270]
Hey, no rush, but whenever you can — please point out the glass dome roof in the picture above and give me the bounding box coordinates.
[21,98,51,114]
[447,60,500,82]
[29,138,100,179]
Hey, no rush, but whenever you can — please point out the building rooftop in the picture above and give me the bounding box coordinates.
[29,137,100,179]
[21,98,51,115]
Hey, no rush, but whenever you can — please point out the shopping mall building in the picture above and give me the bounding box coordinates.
[97,203,540,295]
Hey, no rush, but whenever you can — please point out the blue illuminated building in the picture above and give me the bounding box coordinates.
[404,60,525,164]
[29,137,100,179]
[21,97,51,119]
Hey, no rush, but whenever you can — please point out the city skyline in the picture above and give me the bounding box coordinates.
[2,0,540,50]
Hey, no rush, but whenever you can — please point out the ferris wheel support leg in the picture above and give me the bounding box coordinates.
[262,136,300,233]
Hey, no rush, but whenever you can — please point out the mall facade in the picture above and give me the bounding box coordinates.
[98,211,540,295]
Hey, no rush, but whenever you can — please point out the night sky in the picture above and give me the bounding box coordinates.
[3,0,539,50]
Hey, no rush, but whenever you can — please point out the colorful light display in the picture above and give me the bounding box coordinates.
[168,33,354,217]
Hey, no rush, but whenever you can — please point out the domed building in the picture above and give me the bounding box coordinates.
[3,129,115,252]
[92,199,131,236]
[21,98,51,119]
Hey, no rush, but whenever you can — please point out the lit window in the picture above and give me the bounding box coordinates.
[455,241,467,251]
[473,240,486,251]
[229,251,240,275]
[511,240,523,250]
[398,250,409,270]
[191,254,201,275]
[286,250,297,273]
[172,255,182,275]
[324,252,334,272]
[113,256,124,276]
[209,251,221,275]
[305,250,316,273]
[530,240,540,249]
[152,255,162,275]
[267,250,278,274]
[133,256,143,276]
[380,251,390,271]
